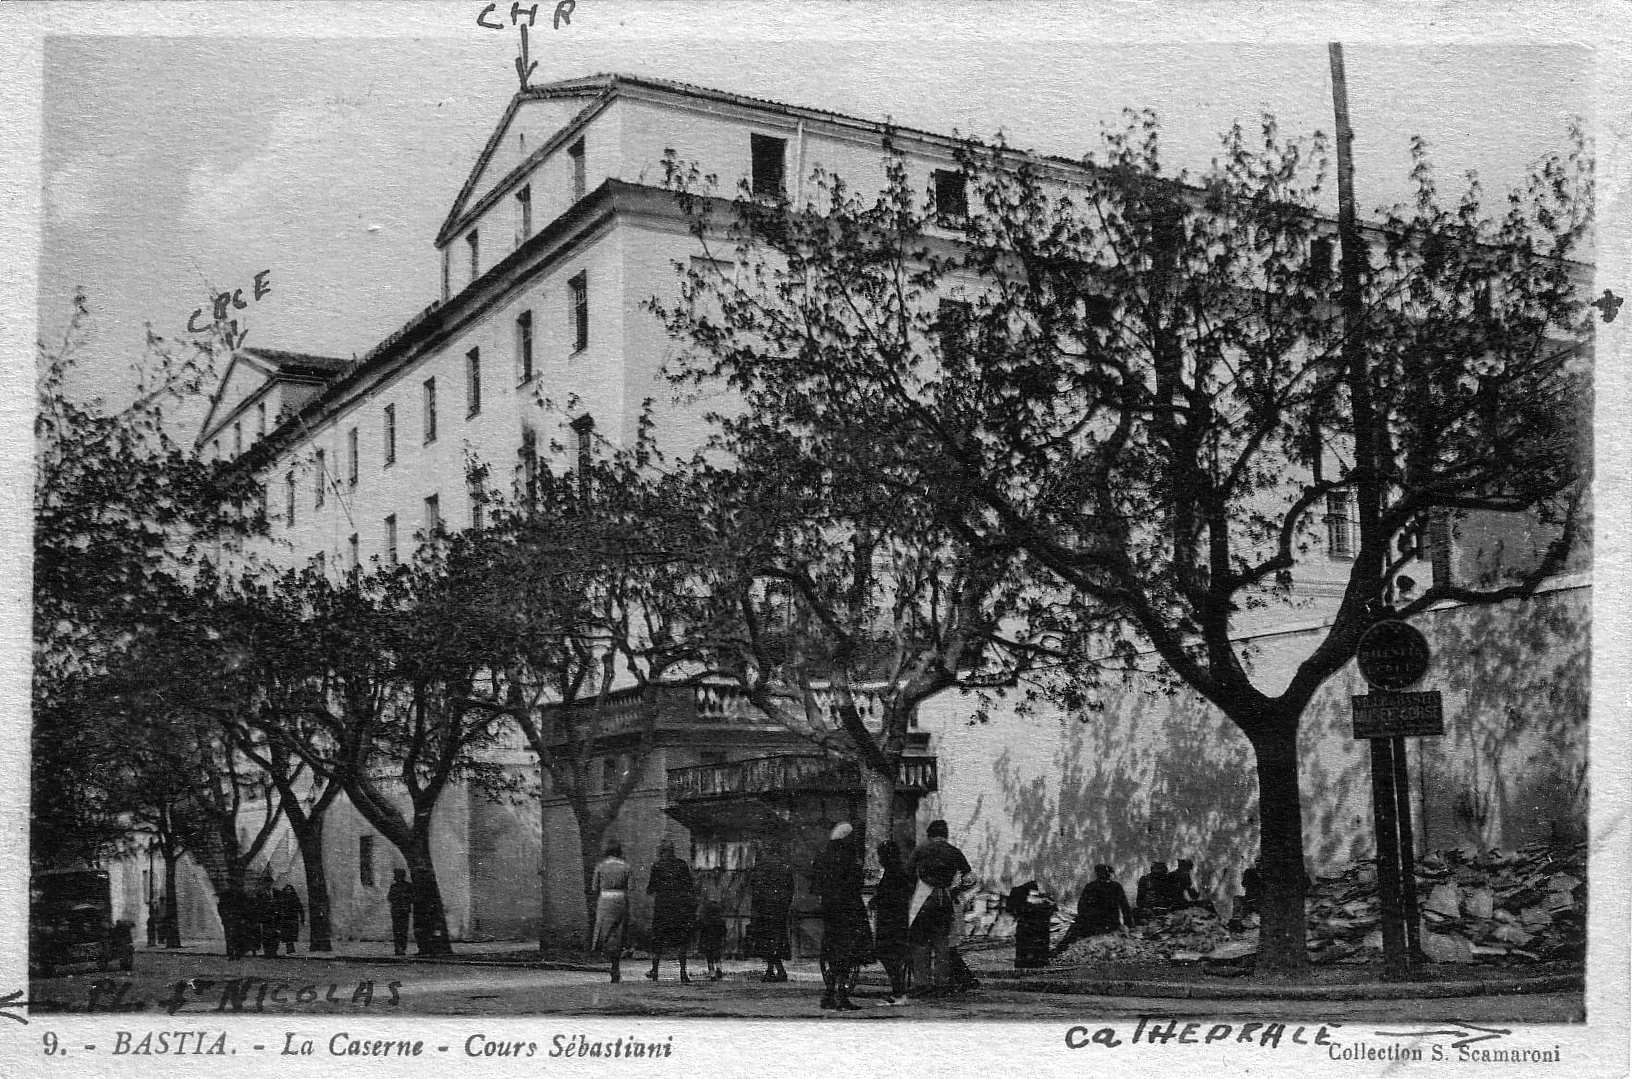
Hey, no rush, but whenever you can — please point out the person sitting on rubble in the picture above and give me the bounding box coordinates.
[1239,857,1263,916]
[1051,864,1134,957]
[1134,861,1174,922]
[1170,858,1214,912]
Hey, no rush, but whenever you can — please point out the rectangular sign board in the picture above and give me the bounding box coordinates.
[1352,690,1445,739]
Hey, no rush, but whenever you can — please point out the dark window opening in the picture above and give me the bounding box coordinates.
[751,134,786,198]
[358,836,376,887]
[572,414,594,501]
[933,169,968,220]
[466,347,482,418]
[517,310,534,383]
[383,403,397,465]
[423,377,438,443]
[569,272,589,352]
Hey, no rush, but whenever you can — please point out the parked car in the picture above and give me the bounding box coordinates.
[29,869,134,978]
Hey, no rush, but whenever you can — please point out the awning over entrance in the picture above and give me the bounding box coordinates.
[662,795,797,835]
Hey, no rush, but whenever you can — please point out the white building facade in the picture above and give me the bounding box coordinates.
[145,75,1586,949]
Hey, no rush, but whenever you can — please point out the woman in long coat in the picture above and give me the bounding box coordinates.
[645,841,697,983]
[871,840,913,1004]
[810,822,868,1011]
[746,842,794,982]
[274,885,304,955]
[590,842,632,982]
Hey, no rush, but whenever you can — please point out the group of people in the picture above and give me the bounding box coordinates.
[217,882,304,959]
[588,819,980,1010]
[1050,857,1209,957]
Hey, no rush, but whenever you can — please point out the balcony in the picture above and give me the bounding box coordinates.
[545,681,910,740]
[666,753,938,804]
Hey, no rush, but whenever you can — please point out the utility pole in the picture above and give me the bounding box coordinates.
[1330,42,1423,982]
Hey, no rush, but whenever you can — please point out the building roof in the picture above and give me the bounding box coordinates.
[240,346,351,381]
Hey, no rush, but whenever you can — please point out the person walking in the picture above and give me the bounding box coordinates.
[746,841,794,982]
[871,839,914,1005]
[590,842,632,982]
[217,884,245,960]
[254,885,281,958]
[645,841,697,983]
[275,884,304,954]
[811,822,867,1012]
[1051,864,1134,957]
[387,868,414,956]
[697,898,727,981]
[905,819,973,995]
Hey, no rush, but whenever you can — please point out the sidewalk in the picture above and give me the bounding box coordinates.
[153,939,1581,1000]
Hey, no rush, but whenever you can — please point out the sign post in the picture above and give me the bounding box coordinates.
[1353,619,1440,981]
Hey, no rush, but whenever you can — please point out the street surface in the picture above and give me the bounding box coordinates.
[26,950,1586,1023]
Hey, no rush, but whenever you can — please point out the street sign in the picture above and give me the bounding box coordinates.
[1352,690,1444,739]
[1356,619,1431,690]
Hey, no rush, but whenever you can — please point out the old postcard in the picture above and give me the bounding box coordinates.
[3,2,1626,1075]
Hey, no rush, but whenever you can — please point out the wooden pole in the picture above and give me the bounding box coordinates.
[1392,736,1423,969]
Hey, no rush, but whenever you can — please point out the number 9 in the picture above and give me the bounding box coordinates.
[42,1031,58,1056]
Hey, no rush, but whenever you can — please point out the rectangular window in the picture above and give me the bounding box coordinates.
[516,310,534,383]
[466,230,479,284]
[569,137,586,202]
[257,402,267,438]
[470,485,485,531]
[441,247,451,301]
[314,449,326,508]
[424,493,441,536]
[569,272,588,352]
[1427,512,1453,589]
[933,169,968,220]
[358,836,376,887]
[347,532,359,573]
[520,426,538,506]
[423,378,438,443]
[347,427,359,486]
[259,481,269,521]
[516,184,532,243]
[1311,236,1335,282]
[573,415,594,500]
[384,514,398,567]
[1325,490,1355,559]
[315,550,326,577]
[285,472,296,526]
[938,299,972,366]
[383,403,397,465]
[465,347,482,417]
[233,422,242,456]
[751,133,786,198]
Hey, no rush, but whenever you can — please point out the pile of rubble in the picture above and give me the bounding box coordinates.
[1040,839,1586,969]
[1304,840,1587,966]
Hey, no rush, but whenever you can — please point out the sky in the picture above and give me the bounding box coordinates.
[31,13,1598,423]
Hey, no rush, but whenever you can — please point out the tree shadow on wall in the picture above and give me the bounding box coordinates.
[973,679,1259,909]
[1423,587,1589,851]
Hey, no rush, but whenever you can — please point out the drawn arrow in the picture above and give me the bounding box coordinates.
[0,989,30,1025]
[514,24,539,90]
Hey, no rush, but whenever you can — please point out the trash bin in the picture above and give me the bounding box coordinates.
[1006,882,1055,969]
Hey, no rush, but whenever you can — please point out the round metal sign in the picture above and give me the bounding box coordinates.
[1356,619,1431,691]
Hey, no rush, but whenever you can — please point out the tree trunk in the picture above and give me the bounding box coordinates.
[862,761,896,877]
[576,813,604,947]
[162,849,182,948]
[406,826,453,956]
[293,819,334,952]
[1249,725,1309,973]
